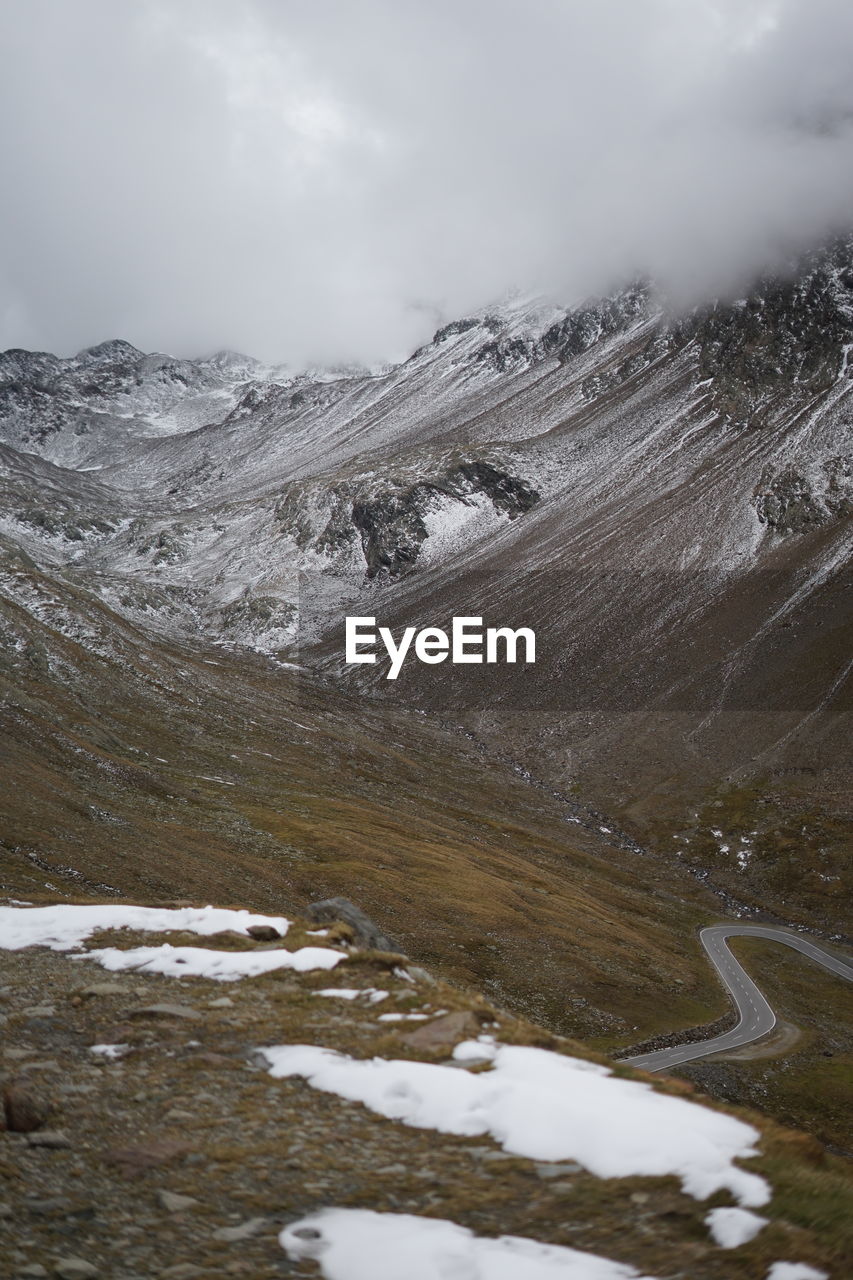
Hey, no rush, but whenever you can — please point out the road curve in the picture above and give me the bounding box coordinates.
[619,924,853,1074]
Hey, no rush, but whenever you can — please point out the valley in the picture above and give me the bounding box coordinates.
[1,243,851,1154]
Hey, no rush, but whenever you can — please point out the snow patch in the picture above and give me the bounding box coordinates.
[766,1266,828,1280]
[418,490,509,566]
[452,1036,498,1063]
[259,1041,769,1206]
[89,1043,130,1060]
[73,943,344,981]
[280,1208,659,1280]
[317,987,388,1002]
[377,1012,431,1023]
[0,903,291,951]
[705,1206,767,1248]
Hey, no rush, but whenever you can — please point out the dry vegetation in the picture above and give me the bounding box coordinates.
[1,911,852,1278]
[0,566,729,1053]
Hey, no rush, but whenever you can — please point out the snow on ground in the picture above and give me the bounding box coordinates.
[142,386,241,437]
[89,1043,130,1060]
[765,1266,828,1280]
[418,490,509,567]
[73,942,344,980]
[259,1040,769,1207]
[377,1012,431,1022]
[450,1035,499,1063]
[316,987,388,1002]
[0,903,291,951]
[280,1208,659,1280]
[704,1206,767,1248]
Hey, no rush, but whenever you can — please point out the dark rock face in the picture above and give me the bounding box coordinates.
[543,283,651,363]
[352,490,430,579]
[683,241,853,426]
[351,461,539,579]
[307,896,401,953]
[581,330,672,402]
[135,527,186,564]
[474,335,534,373]
[410,314,501,361]
[432,318,482,344]
[278,460,538,577]
[451,461,538,518]
[754,457,853,534]
[470,283,651,374]
[219,591,295,634]
[754,467,826,534]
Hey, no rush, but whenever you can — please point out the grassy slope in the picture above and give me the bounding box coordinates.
[3,547,851,1153]
[0,554,730,1051]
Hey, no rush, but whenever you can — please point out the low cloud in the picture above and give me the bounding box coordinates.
[1,0,852,364]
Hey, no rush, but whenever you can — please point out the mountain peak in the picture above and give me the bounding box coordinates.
[74,338,144,364]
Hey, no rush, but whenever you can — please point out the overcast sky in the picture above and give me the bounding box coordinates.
[1,0,852,365]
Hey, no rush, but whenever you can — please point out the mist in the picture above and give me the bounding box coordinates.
[1,0,853,365]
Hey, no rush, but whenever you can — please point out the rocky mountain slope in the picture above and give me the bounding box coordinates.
[1,241,851,1182]
[2,242,850,928]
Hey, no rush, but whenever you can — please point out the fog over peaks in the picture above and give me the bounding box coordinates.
[1,0,852,365]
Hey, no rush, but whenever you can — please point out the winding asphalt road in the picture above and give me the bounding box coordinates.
[619,924,853,1074]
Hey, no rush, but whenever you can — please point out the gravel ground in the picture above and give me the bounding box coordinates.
[0,916,846,1279]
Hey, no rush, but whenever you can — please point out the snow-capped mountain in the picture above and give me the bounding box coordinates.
[2,241,851,934]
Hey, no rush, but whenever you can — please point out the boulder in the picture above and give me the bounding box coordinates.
[246,924,281,942]
[400,1011,481,1053]
[3,1080,50,1133]
[307,897,401,953]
